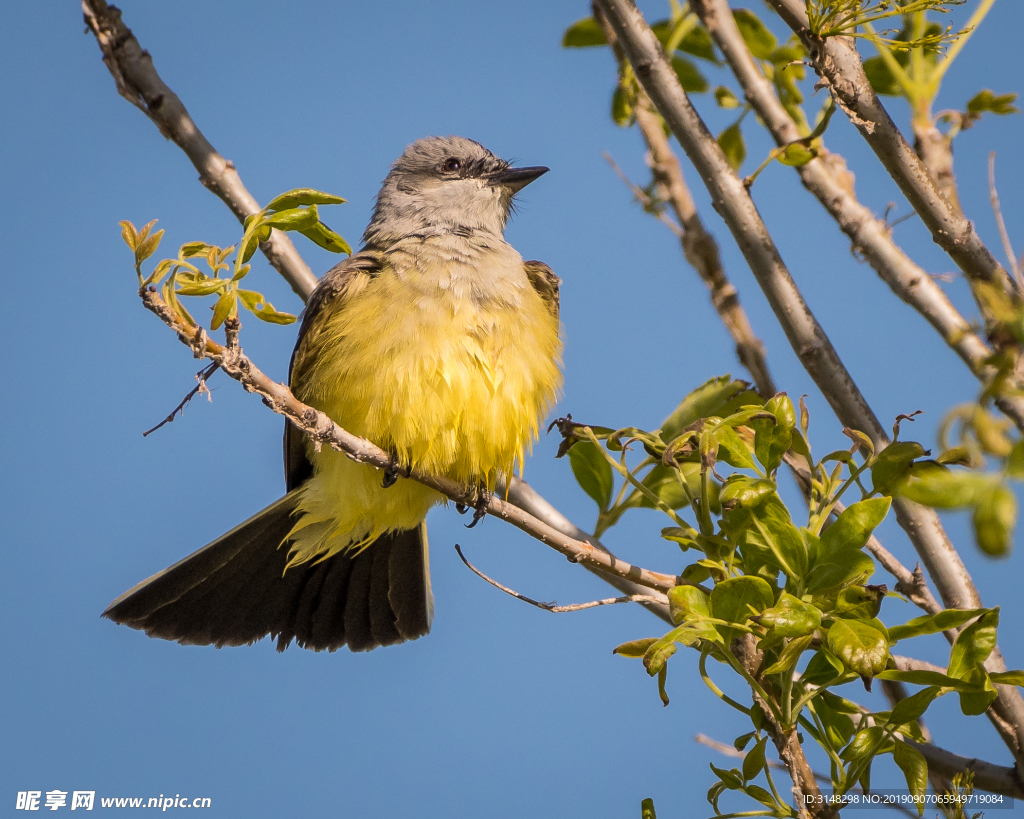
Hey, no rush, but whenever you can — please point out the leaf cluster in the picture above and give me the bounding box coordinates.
[120,189,350,332]
[558,375,1024,816]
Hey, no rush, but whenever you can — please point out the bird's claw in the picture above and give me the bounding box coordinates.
[382,455,405,489]
[465,488,491,529]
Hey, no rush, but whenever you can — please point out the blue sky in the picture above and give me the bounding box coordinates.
[3,1,1024,816]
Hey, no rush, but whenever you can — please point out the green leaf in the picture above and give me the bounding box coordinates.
[967,89,1020,116]
[661,376,752,440]
[814,692,855,749]
[611,83,633,127]
[641,797,657,819]
[751,394,794,473]
[821,498,891,554]
[758,593,821,638]
[638,463,698,510]
[717,122,746,172]
[827,619,889,679]
[973,482,1016,556]
[720,476,776,510]
[802,648,845,685]
[175,279,226,297]
[742,737,768,781]
[265,188,346,211]
[887,608,989,643]
[888,686,941,727]
[863,55,903,97]
[750,500,809,583]
[136,229,164,264]
[668,585,712,624]
[871,441,926,495]
[898,463,987,508]
[763,633,813,675]
[562,16,607,48]
[841,726,885,761]
[179,241,214,258]
[892,741,928,816]
[567,441,614,511]
[711,576,774,630]
[833,585,885,620]
[614,638,658,658]
[263,205,320,232]
[949,609,999,680]
[715,86,741,109]
[875,668,985,692]
[991,670,1024,686]
[710,763,743,790]
[209,289,235,330]
[742,784,776,809]
[643,634,678,675]
[119,220,138,252]
[807,548,875,594]
[299,222,352,255]
[714,425,758,471]
[733,9,776,60]
[678,26,717,63]
[671,55,708,94]
[777,142,816,166]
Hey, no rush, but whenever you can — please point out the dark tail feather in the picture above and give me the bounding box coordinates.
[103,494,433,652]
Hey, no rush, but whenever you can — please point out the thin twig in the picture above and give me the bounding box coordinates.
[604,151,686,239]
[455,544,665,612]
[988,152,1023,292]
[142,363,218,437]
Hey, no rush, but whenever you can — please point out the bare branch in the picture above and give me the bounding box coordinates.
[593,0,1024,768]
[141,363,218,437]
[764,0,1016,309]
[82,0,318,299]
[690,0,1024,432]
[989,152,1023,291]
[454,544,665,612]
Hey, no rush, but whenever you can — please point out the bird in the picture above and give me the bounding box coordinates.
[103,136,563,652]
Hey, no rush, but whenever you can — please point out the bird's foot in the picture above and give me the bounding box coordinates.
[465,487,491,529]
[382,454,406,489]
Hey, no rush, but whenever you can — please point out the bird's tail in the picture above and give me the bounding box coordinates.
[103,492,433,652]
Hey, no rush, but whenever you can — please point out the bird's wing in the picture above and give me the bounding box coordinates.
[524,260,560,321]
[284,250,384,491]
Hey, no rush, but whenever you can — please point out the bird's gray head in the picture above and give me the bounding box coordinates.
[362,136,547,248]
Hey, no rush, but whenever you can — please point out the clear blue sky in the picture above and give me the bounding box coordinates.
[3,1,1024,816]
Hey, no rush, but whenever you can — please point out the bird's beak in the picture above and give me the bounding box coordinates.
[490,165,549,193]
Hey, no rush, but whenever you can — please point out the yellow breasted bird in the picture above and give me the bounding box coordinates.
[104,136,563,651]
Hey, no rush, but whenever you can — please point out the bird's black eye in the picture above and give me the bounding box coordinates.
[442,157,461,173]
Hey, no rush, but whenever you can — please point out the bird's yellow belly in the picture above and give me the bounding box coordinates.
[286,275,562,566]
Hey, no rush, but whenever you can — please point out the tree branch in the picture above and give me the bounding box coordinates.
[592,0,1024,770]
[454,544,666,612]
[764,0,1016,310]
[82,0,318,299]
[690,0,1024,432]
